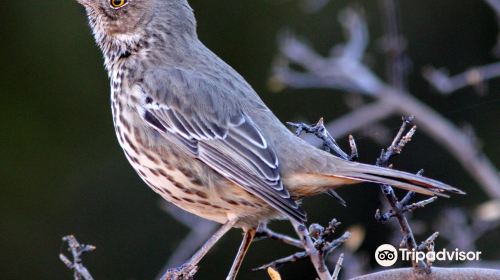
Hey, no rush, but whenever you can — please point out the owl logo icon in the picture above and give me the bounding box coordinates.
[375,244,398,267]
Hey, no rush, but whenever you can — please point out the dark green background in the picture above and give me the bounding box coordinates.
[1,0,499,279]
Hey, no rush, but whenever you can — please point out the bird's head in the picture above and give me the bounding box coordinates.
[76,0,197,47]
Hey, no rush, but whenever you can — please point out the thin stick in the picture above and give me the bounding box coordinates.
[291,220,332,280]
[59,235,96,280]
[255,224,303,249]
[332,253,344,280]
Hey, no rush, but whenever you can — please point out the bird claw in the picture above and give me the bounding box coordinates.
[161,264,198,280]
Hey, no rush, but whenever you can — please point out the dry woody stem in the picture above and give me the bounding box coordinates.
[59,235,96,280]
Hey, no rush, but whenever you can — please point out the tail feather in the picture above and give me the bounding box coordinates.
[334,162,465,196]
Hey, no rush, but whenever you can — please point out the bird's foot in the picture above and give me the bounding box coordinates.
[161,264,198,280]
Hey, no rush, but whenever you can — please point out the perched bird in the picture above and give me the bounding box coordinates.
[76,0,463,278]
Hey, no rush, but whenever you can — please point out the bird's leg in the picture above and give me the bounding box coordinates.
[225,228,256,280]
[161,219,237,280]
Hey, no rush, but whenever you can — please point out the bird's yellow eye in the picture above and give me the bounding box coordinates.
[110,0,128,9]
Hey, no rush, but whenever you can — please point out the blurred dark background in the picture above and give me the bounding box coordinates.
[1,0,499,279]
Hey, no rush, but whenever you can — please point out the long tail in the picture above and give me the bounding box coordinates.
[332,160,465,197]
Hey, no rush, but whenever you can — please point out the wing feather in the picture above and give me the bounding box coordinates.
[136,68,306,222]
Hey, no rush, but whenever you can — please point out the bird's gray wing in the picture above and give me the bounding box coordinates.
[135,67,306,223]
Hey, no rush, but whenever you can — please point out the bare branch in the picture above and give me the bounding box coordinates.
[291,221,332,280]
[373,119,433,270]
[348,135,359,161]
[288,118,351,160]
[254,230,351,273]
[255,224,303,249]
[423,63,500,94]
[331,253,344,280]
[375,116,415,165]
[59,235,95,280]
[309,101,394,141]
[255,219,350,280]
[417,232,439,252]
[254,250,311,271]
[404,196,438,213]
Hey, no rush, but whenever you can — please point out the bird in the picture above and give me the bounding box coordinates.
[75,0,464,279]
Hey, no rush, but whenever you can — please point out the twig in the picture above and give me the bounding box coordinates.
[288,118,351,160]
[254,231,351,272]
[375,194,436,224]
[254,219,350,280]
[332,253,344,280]
[255,223,303,249]
[309,101,393,140]
[373,118,438,270]
[415,231,439,268]
[59,235,96,280]
[291,221,332,280]
[321,232,352,256]
[423,63,500,95]
[348,135,359,161]
[375,115,415,165]
[417,232,439,251]
[255,250,311,271]
[403,196,438,213]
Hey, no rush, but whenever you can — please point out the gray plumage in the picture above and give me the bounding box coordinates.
[76,0,463,277]
[77,0,463,227]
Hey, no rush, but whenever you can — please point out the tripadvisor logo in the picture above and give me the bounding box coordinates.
[375,244,398,267]
[375,244,482,267]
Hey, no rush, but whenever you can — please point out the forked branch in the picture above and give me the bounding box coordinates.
[59,235,96,280]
